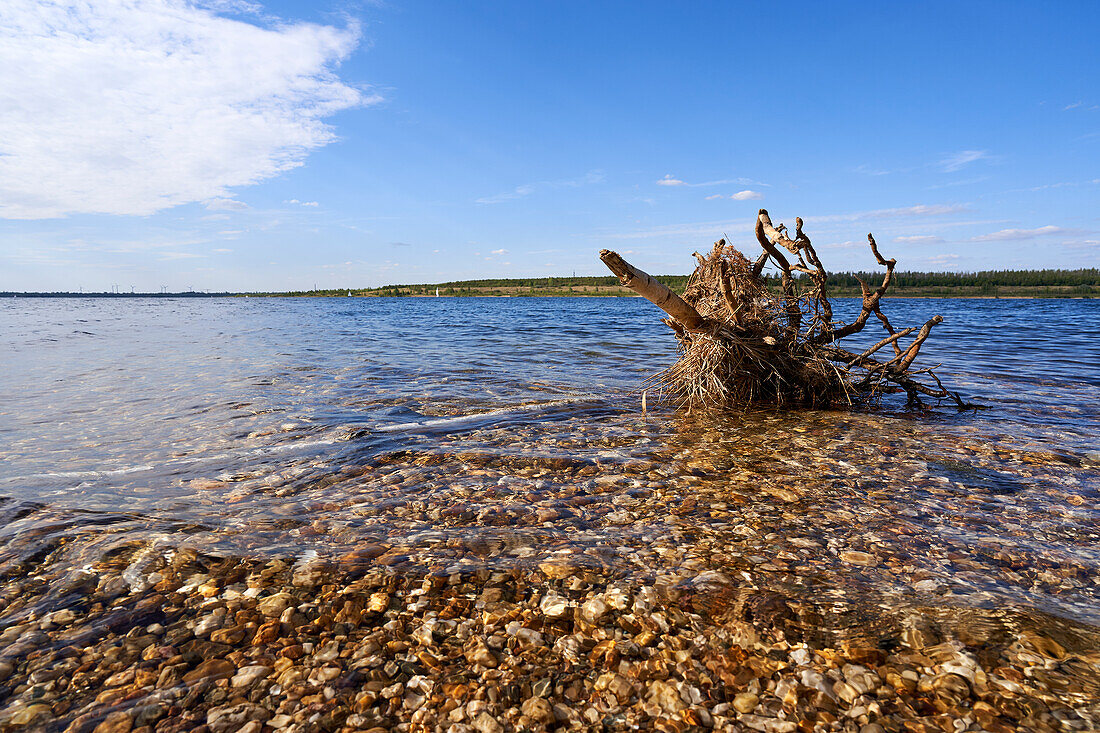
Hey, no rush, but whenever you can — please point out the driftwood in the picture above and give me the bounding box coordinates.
[600,209,968,410]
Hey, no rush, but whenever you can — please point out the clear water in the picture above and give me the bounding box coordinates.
[1,296,1098,636]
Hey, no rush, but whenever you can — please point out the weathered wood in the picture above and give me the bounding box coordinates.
[602,210,967,409]
[599,249,709,332]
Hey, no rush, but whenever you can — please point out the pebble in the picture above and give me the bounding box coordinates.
[0,409,1095,733]
[733,691,759,713]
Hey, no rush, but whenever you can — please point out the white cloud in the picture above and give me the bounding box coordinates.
[658,175,766,188]
[731,190,763,201]
[476,171,602,204]
[476,184,536,204]
[286,199,320,207]
[205,197,249,211]
[704,190,764,201]
[0,0,371,219]
[1063,101,1083,111]
[970,225,1067,242]
[808,204,969,223]
[159,251,205,260]
[940,150,989,172]
[894,235,944,243]
[490,249,508,255]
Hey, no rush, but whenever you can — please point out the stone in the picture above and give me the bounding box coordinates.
[647,680,687,713]
[92,712,133,733]
[465,639,498,668]
[291,560,328,588]
[539,593,569,619]
[367,592,390,613]
[595,672,632,702]
[521,697,554,724]
[833,680,859,704]
[733,692,758,714]
[471,711,503,733]
[9,705,52,726]
[183,659,235,683]
[251,621,280,645]
[538,560,577,580]
[231,665,272,688]
[205,703,270,733]
[840,551,878,567]
[209,625,246,645]
[256,593,294,617]
[580,597,609,625]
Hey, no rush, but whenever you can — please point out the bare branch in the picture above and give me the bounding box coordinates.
[600,249,709,332]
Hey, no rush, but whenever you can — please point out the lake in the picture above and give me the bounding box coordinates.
[1,296,1098,731]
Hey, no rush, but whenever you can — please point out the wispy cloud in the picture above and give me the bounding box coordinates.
[854,164,891,176]
[894,235,944,243]
[57,235,209,254]
[940,150,990,172]
[286,199,320,207]
[928,176,991,190]
[1063,101,1083,111]
[731,190,763,201]
[158,251,205,261]
[205,198,249,211]
[476,184,536,205]
[490,249,508,255]
[926,254,960,265]
[705,190,764,201]
[476,171,603,205]
[807,203,970,223]
[969,225,1071,242]
[0,0,372,219]
[1008,178,1100,193]
[657,175,767,188]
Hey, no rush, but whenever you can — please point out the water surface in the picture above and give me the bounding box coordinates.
[1,296,1098,638]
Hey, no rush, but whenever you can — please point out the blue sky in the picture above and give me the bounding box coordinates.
[1,1,1098,292]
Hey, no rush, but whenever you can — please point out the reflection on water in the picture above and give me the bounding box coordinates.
[0,296,1098,730]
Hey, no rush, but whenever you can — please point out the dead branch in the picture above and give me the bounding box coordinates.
[600,209,968,410]
[599,249,708,332]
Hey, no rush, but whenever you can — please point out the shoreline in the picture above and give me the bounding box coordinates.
[5,293,1096,300]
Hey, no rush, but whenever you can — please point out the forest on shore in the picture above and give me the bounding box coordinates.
[274,268,1100,298]
[7,269,1097,298]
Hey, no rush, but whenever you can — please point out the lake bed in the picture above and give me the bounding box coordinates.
[1,297,1098,732]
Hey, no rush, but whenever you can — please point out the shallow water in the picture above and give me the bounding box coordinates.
[1,296,1099,729]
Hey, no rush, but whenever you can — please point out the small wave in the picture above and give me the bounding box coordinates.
[22,464,155,480]
[374,396,608,434]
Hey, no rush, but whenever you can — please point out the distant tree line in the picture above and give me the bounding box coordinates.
[368,269,1099,294]
[238,268,1099,298]
[826,269,1100,289]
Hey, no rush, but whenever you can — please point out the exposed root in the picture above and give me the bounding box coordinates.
[600,210,969,410]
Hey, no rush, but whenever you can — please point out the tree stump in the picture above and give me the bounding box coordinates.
[600,209,967,409]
